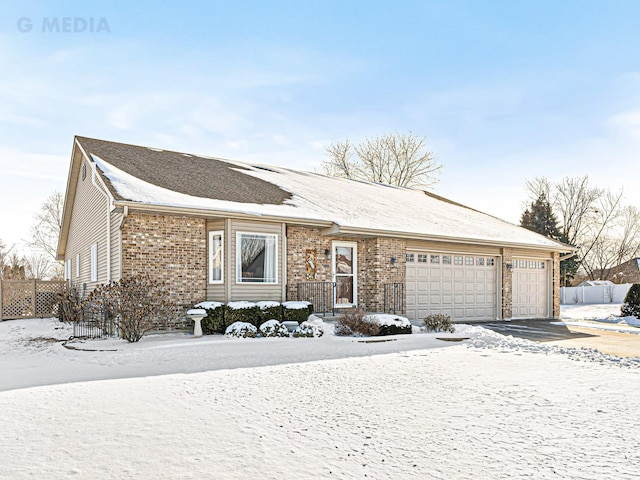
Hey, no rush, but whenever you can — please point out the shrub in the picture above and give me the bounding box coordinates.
[259,319,290,338]
[256,301,283,324]
[85,275,174,342]
[335,308,380,336]
[292,321,324,338]
[366,314,412,336]
[56,285,85,323]
[282,301,313,323]
[195,301,226,334]
[225,321,257,338]
[225,302,261,328]
[423,313,455,333]
[621,284,640,319]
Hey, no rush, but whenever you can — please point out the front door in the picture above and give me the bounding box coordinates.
[333,241,357,308]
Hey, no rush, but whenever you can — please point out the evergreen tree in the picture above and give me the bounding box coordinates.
[520,193,561,239]
[520,194,577,285]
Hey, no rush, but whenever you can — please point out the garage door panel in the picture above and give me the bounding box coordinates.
[406,251,498,322]
[512,258,549,319]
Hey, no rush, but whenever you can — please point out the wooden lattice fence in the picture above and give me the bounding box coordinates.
[0,279,66,321]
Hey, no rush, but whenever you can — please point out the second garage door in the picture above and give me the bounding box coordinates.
[406,252,499,322]
[512,258,550,318]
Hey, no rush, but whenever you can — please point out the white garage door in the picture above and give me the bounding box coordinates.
[512,258,550,319]
[406,252,498,322]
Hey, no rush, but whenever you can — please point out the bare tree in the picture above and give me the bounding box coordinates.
[27,191,64,279]
[525,175,639,284]
[24,252,58,280]
[2,252,27,280]
[0,239,11,276]
[320,132,442,188]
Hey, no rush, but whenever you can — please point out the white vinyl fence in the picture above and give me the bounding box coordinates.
[560,283,632,305]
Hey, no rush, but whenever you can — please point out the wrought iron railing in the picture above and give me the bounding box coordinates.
[384,283,405,315]
[292,281,336,316]
[71,307,117,339]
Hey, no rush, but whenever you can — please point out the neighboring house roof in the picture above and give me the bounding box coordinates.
[576,280,615,287]
[595,258,640,283]
[61,136,570,255]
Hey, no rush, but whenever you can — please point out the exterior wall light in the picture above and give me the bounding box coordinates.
[324,248,331,259]
[390,257,398,267]
[505,262,513,271]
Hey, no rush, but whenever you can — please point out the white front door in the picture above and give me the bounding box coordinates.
[333,241,357,308]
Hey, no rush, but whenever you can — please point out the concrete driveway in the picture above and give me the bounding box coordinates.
[475,319,640,357]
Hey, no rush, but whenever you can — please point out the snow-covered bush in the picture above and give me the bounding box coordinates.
[225,321,257,338]
[335,309,380,336]
[621,284,640,319]
[259,319,289,338]
[292,321,324,338]
[195,301,226,334]
[423,313,455,333]
[225,302,260,328]
[257,301,283,324]
[282,301,313,323]
[367,314,412,336]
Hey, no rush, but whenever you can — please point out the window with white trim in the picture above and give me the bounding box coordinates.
[236,232,277,283]
[209,231,224,284]
[76,254,80,278]
[90,243,98,282]
[406,253,415,263]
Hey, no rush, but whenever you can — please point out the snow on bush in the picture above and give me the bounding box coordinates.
[621,284,640,319]
[225,321,257,338]
[292,321,324,338]
[195,301,226,334]
[282,301,313,323]
[365,314,412,336]
[423,313,455,333]
[335,309,380,336]
[259,319,290,338]
[256,301,283,324]
[225,302,260,328]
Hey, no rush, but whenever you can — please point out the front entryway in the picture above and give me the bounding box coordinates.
[405,251,499,322]
[332,241,357,308]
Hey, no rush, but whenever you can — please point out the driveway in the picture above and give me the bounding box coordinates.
[475,319,640,357]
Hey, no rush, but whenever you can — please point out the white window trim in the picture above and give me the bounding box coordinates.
[208,230,224,284]
[236,232,278,284]
[332,240,358,308]
[75,254,80,278]
[90,243,98,282]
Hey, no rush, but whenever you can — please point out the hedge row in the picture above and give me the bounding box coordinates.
[195,301,314,335]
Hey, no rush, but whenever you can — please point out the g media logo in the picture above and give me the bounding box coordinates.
[17,17,111,33]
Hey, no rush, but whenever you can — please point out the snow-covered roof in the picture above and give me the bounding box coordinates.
[77,136,568,250]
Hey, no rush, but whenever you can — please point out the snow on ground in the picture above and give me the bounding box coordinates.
[560,302,640,332]
[1,313,640,479]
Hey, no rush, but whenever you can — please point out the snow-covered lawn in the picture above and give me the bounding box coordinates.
[560,302,640,331]
[1,313,639,479]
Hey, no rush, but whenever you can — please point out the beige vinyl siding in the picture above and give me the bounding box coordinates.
[229,219,284,302]
[511,248,553,259]
[406,240,501,256]
[64,158,110,294]
[206,219,226,301]
[110,210,123,281]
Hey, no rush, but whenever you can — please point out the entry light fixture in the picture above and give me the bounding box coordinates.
[505,262,513,271]
[324,248,331,259]
[390,257,398,267]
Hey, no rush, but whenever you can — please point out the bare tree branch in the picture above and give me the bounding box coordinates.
[321,132,441,188]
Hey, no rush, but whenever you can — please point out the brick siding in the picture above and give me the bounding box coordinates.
[121,213,207,329]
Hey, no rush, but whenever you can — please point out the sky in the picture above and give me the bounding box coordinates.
[1,0,640,253]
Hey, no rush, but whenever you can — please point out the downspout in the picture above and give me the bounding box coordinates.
[119,205,128,279]
[90,161,112,281]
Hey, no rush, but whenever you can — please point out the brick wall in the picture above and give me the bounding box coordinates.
[286,226,406,313]
[121,213,207,329]
[501,247,513,319]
